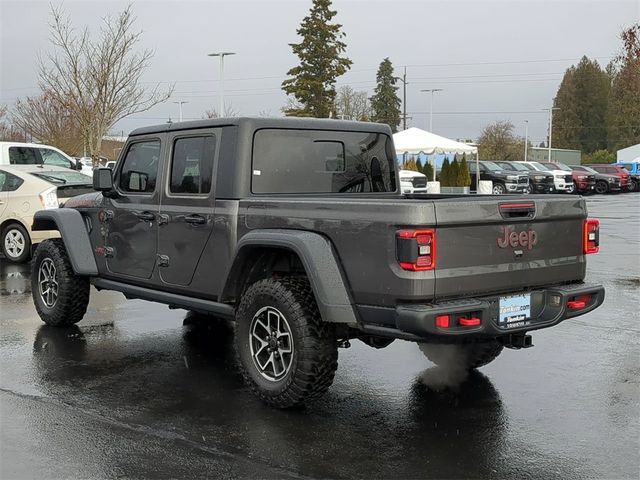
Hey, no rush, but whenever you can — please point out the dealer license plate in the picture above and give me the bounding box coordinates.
[499,294,531,326]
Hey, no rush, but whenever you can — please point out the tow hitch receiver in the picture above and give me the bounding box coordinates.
[503,334,533,350]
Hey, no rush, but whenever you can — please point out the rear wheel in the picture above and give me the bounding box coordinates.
[594,180,609,194]
[418,341,504,370]
[31,239,90,326]
[2,223,31,263]
[492,183,506,195]
[235,277,338,408]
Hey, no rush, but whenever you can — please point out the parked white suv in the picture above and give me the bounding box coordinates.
[0,142,92,176]
[517,161,574,193]
[399,169,428,194]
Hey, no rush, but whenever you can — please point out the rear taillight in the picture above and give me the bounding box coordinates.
[397,229,436,271]
[583,219,600,254]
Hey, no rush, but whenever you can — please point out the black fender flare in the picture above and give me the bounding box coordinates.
[32,209,98,276]
[222,229,359,325]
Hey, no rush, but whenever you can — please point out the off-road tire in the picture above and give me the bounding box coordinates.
[235,277,338,408]
[419,341,504,370]
[2,222,31,263]
[594,180,609,194]
[31,239,90,327]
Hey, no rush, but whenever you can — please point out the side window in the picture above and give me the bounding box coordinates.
[606,167,617,174]
[169,136,216,195]
[0,170,24,192]
[8,147,41,165]
[39,148,72,168]
[119,140,161,193]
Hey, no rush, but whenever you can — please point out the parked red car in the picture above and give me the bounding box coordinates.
[541,161,595,194]
[589,164,630,190]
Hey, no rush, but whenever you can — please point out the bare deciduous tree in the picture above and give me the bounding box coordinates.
[204,103,239,118]
[335,85,371,121]
[0,105,26,142]
[39,5,173,165]
[477,120,524,161]
[12,93,83,154]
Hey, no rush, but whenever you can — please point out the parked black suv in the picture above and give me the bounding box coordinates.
[570,165,621,194]
[29,118,604,408]
[493,161,554,194]
[470,161,529,194]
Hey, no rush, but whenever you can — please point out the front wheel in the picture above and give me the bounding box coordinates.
[566,182,576,194]
[594,180,609,194]
[31,239,90,326]
[628,178,638,192]
[235,277,338,408]
[2,222,31,263]
[492,183,506,195]
[525,182,533,194]
[418,341,504,370]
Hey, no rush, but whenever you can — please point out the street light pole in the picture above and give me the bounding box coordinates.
[420,88,443,132]
[524,120,529,161]
[543,104,560,161]
[208,52,236,116]
[173,101,189,122]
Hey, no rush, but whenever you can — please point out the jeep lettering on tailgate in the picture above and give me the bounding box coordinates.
[497,225,538,250]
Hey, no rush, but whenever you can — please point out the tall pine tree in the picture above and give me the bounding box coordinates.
[370,58,401,132]
[282,0,352,118]
[552,56,610,153]
[607,23,640,151]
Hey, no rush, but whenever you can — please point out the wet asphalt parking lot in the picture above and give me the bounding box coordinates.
[1,193,639,479]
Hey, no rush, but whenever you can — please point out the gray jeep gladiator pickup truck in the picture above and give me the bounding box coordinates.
[30,117,605,408]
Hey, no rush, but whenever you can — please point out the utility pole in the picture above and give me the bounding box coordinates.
[394,68,409,130]
[524,120,529,161]
[208,52,236,116]
[173,101,189,122]
[544,104,560,161]
[420,88,443,132]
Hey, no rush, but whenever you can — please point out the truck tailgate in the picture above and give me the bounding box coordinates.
[433,196,586,299]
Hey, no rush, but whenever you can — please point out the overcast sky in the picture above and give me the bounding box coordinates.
[1,0,638,144]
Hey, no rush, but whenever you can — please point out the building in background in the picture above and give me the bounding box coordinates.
[616,144,640,162]
[528,147,581,165]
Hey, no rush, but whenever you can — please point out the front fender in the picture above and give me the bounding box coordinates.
[223,229,359,325]
[32,209,98,276]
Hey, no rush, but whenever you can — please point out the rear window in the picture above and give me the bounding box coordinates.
[29,170,92,185]
[251,129,396,194]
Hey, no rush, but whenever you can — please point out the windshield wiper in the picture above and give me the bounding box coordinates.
[37,174,67,184]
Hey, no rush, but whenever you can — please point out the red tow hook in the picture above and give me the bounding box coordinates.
[458,317,481,327]
[567,295,592,310]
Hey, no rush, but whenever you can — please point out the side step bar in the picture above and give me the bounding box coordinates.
[91,278,235,319]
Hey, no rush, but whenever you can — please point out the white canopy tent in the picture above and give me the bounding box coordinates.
[393,127,479,187]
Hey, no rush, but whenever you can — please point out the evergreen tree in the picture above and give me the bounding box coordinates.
[416,156,424,173]
[424,162,434,182]
[607,24,640,151]
[553,56,610,153]
[440,158,451,186]
[458,155,471,187]
[404,158,419,172]
[282,0,352,117]
[370,58,401,132]
[450,158,460,187]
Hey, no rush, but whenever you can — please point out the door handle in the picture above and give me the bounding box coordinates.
[184,214,206,225]
[135,211,155,222]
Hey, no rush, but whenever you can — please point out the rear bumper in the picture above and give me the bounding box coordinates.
[357,282,605,341]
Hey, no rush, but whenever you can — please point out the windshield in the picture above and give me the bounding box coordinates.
[30,170,92,185]
[481,161,503,171]
[574,166,596,174]
[548,162,572,171]
[529,162,550,171]
[518,163,536,171]
[504,162,528,171]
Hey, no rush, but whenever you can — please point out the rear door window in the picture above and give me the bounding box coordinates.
[118,140,161,194]
[252,129,396,194]
[169,136,216,195]
[8,147,42,165]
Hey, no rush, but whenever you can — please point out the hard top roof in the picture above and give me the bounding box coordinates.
[129,116,393,137]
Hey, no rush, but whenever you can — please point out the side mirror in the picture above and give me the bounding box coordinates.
[93,168,114,192]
